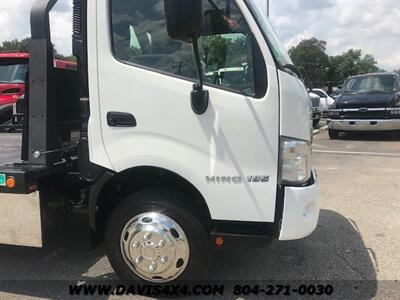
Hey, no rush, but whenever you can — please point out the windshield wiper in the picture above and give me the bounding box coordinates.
[282,64,301,78]
[207,0,220,11]
[363,90,387,94]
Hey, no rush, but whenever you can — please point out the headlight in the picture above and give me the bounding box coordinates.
[391,93,400,107]
[328,109,341,117]
[280,137,312,186]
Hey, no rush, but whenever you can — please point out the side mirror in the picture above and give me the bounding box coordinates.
[164,0,203,42]
[165,0,209,115]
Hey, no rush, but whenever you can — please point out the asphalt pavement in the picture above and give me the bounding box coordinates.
[0,130,399,299]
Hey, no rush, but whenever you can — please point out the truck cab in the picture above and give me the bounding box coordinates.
[0,53,29,127]
[0,0,319,283]
[0,53,28,107]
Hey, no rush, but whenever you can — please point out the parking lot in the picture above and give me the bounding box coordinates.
[0,130,399,299]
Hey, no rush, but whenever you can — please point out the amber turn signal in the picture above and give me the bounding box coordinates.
[6,177,16,189]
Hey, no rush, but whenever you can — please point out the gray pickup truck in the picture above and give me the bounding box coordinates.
[328,73,400,139]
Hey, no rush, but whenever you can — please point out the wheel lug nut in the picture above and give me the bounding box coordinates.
[134,256,143,264]
[132,241,140,249]
[144,233,152,241]
[160,256,168,264]
[148,263,157,273]
[158,240,165,247]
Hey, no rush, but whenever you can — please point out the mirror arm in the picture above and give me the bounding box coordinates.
[191,36,209,115]
[193,37,204,89]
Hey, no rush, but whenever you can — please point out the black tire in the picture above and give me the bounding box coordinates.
[0,104,13,132]
[105,188,212,283]
[328,129,339,139]
[313,119,320,129]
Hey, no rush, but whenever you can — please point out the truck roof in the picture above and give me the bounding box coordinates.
[0,52,30,59]
[347,72,398,79]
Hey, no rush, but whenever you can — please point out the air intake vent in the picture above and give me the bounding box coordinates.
[3,88,21,94]
[73,1,82,35]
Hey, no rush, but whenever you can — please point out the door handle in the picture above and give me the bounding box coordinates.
[107,112,137,127]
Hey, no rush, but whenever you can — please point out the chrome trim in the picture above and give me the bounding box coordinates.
[330,108,400,112]
[328,119,400,131]
[120,212,189,283]
[342,108,386,112]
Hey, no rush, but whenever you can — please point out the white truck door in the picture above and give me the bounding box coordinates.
[92,0,280,222]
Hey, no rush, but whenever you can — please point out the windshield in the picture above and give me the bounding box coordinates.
[0,64,28,84]
[343,75,397,94]
[312,90,327,98]
[245,0,293,68]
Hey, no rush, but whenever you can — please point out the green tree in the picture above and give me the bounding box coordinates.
[288,37,330,88]
[288,37,381,87]
[1,37,76,62]
[329,49,379,84]
[0,37,31,53]
[53,49,77,62]
[225,35,248,67]
[200,35,229,72]
[358,54,379,73]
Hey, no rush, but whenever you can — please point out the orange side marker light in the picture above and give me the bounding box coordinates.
[6,177,16,189]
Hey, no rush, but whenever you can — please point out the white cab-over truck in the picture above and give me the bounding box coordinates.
[0,0,320,283]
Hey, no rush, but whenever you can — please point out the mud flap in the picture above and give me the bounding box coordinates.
[0,192,43,248]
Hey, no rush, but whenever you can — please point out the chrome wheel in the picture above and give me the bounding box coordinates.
[120,212,190,283]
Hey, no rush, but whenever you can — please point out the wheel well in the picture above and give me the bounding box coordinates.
[94,166,211,235]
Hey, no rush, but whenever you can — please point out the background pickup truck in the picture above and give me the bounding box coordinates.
[327,73,400,139]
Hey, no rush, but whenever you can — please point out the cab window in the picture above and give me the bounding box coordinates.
[110,0,266,97]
